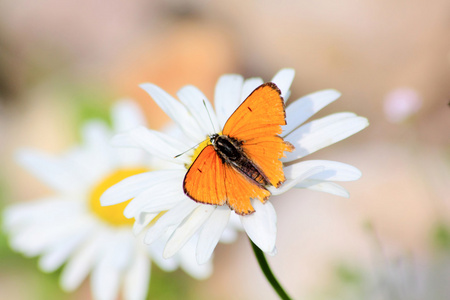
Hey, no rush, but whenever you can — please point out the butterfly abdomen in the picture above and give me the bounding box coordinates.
[211,134,270,186]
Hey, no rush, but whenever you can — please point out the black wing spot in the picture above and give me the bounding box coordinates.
[247,106,253,112]
[197,168,203,173]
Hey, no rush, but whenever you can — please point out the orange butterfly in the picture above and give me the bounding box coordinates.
[183,82,294,215]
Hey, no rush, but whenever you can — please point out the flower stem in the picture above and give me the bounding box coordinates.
[249,239,292,300]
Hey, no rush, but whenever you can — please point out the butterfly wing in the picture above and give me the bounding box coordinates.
[223,162,271,215]
[223,82,294,187]
[184,145,270,215]
[184,145,227,206]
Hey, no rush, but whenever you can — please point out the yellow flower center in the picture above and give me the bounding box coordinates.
[190,139,211,165]
[89,168,149,226]
[188,133,221,167]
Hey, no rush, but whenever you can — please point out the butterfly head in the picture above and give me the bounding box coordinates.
[209,133,220,144]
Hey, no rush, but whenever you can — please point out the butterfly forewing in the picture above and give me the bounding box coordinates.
[223,82,294,187]
[223,83,287,139]
[183,145,227,206]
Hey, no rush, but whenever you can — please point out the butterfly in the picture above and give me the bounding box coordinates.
[183,82,294,215]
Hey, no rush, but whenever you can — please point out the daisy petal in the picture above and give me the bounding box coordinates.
[101,170,182,206]
[110,132,139,148]
[179,237,213,279]
[219,213,241,243]
[240,77,264,102]
[140,83,204,141]
[240,200,277,253]
[10,210,84,256]
[39,226,90,272]
[113,126,190,164]
[111,100,146,133]
[139,193,186,214]
[220,228,238,244]
[3,198,61,231]
[81,121,111,152]
[90,231,133,300]
[284,160,362,182]
[196,206,231,264]
[146,237,179,272]
[110,131,170,167]
[123,172,184,218]
[296,180,350,197]
[164,205,216,259]
[16,150,82,193]
[123,249,150,300]
[270,166,325,195]
[178,85,220,136]
[80,121,116,178]
[283,113,369,162]
[271,68,295,99]
[282,89,341,136]
[144,200,199,245]
[60,234,106,291]
[111,231,134,270]
[133,212,158,235]
[92,252,121,300]
[214,74,244,128]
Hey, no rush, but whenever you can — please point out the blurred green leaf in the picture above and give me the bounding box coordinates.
[335,263,363,285]
[149,264,207,300]
[432,222,450,252]
[312,262,366,300]
[65,85,113,127]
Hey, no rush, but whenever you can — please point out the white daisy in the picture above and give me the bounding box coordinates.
[2,100,212,300]
[101,69,369,264]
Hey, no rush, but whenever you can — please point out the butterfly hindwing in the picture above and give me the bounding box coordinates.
[223,162,271,215]
[240,135,293,187]
[184,144,271,215]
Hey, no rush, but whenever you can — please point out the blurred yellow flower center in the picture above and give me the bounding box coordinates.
[89,168,149,226]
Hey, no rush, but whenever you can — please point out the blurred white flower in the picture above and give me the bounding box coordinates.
[2,100,212,300]
[101,68,369,264]
[383,88,422,123]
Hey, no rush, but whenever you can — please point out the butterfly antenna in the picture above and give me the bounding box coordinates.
[202,99,216,133]
[174,140,204,158]
[174,100,214,159]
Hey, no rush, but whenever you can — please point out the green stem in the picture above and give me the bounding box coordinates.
[250,238,292,300]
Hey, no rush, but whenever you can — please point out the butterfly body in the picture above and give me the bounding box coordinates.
[210,134,270,187]
[183,82,294,215]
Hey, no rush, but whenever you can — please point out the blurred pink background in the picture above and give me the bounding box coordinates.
[1,0,450,299]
